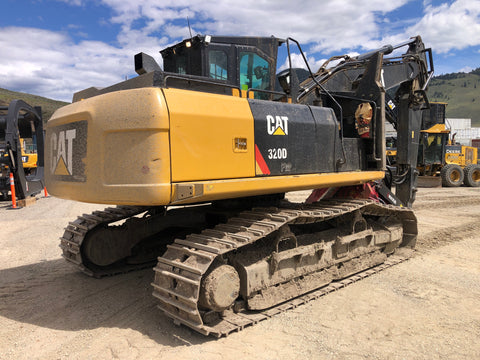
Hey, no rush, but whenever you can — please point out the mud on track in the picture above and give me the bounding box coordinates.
[1,187,480,359]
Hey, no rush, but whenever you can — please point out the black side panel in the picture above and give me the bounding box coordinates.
[72,71,234,102]
[339,138,366,172]
[249,99,340,176]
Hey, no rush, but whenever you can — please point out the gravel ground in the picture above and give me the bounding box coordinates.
[0,187,479,359]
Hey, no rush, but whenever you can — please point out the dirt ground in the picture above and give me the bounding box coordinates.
[1,187,480,360]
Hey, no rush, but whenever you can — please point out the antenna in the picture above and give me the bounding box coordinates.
[187,16,193,38]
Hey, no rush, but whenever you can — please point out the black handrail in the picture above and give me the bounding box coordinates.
[163,74,242,96]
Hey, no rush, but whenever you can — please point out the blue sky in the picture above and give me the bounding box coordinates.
[1,0,479,101]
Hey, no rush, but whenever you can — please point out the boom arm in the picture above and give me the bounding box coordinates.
[292,36,433,207]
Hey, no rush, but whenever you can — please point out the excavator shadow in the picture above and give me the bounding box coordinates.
[0,259,212,345]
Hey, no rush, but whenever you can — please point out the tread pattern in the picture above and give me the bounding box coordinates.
[152,199,417,337]
[60,206,151,277]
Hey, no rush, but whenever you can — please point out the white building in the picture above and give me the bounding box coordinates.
[445,118,480,145]
[384,118,480,147]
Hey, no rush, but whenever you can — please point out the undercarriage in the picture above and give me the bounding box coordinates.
[60,197,417,336]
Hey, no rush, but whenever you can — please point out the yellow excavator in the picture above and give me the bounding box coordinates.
[21,139,38,172]
[45,35,433,336]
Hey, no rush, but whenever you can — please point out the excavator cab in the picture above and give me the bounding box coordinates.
[132,35,283,101]
[160,35,280,98]
[139,35,309,101]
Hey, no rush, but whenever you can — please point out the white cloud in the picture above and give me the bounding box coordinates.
[278,52,327,73]
[0,20,169,101]
[407,0,480,53]
[97,0,480,74]
[57,0,85,6]
[2,0,480,101]
[459,66,473,73]
[0,27,127,101]
[99,0,411,53]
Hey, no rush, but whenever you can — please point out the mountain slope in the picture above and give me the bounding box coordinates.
[427,68,480,126]
[0,88,69,122]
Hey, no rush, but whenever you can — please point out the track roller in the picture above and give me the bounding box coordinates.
[199,264,240,312]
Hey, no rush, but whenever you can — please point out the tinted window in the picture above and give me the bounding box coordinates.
[239,52,270,97]
[208,50,228,80]
[175,54,186,74]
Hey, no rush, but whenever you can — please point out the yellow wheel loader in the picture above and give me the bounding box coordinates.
[417,102,480,187]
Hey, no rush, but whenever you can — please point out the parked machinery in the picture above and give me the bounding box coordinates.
[45,35,432,336]
[417,102,480,187]
[0,100,45,200]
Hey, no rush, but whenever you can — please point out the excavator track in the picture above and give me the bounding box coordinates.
[60,206,153,277]
[152,199,417,337]
[59,204,221,278]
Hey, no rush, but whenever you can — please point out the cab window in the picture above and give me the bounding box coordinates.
[208,50,228,80]
[175,54,187,74]
[422,133,446,164]
[239,52,270,97]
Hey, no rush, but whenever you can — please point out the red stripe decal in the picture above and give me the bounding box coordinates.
[255,144,271,175]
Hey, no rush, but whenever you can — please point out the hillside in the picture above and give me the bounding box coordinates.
[0,88,68,122]
[427,68,480,126]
